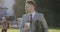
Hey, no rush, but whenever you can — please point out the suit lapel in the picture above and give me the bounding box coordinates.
[33,12,38,22]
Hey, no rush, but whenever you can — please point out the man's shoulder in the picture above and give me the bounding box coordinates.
[22,14,28,17]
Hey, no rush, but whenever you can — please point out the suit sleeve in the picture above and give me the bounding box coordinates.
[20,15,25,32]
[39,14,48,32]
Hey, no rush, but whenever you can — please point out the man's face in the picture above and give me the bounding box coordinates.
[25,3,35,13]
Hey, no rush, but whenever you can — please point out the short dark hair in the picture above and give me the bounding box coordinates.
[27,1,36,6]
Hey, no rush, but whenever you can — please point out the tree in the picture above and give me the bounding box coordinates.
[13,0,25,18]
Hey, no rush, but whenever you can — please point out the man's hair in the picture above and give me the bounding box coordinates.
[27,1,36,6]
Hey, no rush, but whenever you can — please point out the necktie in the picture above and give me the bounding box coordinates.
[30,14,32,24]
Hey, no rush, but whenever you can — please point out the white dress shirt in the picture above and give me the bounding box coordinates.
[28,11,36,19]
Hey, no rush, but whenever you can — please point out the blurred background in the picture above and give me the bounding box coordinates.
[14,0,60,27]
[0,0,60,32]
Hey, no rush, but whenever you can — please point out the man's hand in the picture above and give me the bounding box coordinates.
[24,24,30,32]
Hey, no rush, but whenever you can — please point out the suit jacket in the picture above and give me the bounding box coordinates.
[20,12,48,32]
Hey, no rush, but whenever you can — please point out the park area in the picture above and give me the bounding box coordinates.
[0,28,60,32]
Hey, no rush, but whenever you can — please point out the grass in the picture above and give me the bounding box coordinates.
[49,28,60,32]
[0,28,60,32]
[49,27,60,32]
[0,28,19,32]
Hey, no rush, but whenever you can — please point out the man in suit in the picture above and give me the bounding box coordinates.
[20,1,48,32]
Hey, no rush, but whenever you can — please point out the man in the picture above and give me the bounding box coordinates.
[20,1,48,32]
[2,17,9,32]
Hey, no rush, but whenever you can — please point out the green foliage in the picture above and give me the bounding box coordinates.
[13,0,25,18]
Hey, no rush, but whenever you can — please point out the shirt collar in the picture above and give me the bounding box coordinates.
[27,11,36,15]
